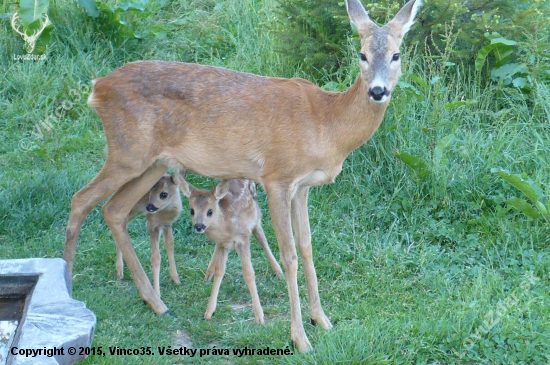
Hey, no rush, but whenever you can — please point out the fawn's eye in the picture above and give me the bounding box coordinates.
[190,209,194,216]
[392,53,400,62]
[207,209,213,217]
[160,192,168,199]
[359,53,367,62]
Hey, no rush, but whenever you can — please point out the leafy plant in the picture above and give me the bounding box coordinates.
[78,0,166,44]
[395,134,455,181]
[11,0,54,54]
[476,33,531,90]
[491,168,549,222]
[395,152,430,181]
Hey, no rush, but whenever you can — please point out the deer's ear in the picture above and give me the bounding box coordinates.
[214,180,230,200]
[385,0,423,41]
[179,179,194,198]
[172,169,186,184]
[345,0,378,37]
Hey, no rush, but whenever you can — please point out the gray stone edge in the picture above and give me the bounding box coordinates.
[0,258,96,365]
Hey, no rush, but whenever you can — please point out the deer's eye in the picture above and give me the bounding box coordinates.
[392,53,400,62]
[207,209,213,217]
[190,209,194,216]
[160,192,168,199]
[359,53,367,62]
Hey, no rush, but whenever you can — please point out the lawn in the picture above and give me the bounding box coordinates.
[1,0,549,364]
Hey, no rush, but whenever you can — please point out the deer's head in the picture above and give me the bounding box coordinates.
[346,0,422,103]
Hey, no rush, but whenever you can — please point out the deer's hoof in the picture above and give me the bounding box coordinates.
[164,309,177,318]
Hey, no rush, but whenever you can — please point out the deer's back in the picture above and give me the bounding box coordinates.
[89,61,338,182]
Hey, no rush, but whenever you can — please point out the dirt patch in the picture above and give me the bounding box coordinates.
[228,303,251,311]
[173,329,193,349]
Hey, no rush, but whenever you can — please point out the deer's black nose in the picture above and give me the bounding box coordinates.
[146,204,158,213]
[368,86,389,101]
[194,224,206,233]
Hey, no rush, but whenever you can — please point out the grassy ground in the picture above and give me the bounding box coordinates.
[1,0,549,364]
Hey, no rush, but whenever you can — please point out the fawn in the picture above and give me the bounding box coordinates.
[64,0,423,351]
[116,174,182,298]
[177,175,283,324]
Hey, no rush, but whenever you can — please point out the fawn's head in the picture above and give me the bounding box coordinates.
[180,179,231,234]
[146,175,179,213]
[345,0,422,103]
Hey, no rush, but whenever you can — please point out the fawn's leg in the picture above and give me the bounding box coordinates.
[235,239,265,324]
[252,224,284,278]
[148,221,162,297]
[164,226,180,285]
[204,244,229,319]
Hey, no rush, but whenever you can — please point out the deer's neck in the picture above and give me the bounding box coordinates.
[321,76,389,157]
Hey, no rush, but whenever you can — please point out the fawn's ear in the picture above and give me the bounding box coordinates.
[214,180,230,200]
[172,168,186,185]
[178,179,195,198]
[173,169,192,197]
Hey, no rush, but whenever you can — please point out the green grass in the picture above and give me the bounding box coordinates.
[1,0,549,364]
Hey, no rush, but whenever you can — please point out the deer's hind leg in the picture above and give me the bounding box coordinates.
[102,164,171,315]
[64,154,152,273]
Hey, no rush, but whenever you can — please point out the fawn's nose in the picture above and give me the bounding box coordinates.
[146,204,158,213]
[194,224,206,233]
[368,86,389,102]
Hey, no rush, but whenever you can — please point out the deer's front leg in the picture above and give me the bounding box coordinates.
[291,186,332,330]
[265,182,312,352]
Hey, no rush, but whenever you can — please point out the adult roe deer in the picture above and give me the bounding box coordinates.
[63,0,422,351]
[178,177,283,324]
[116,174,182,298]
